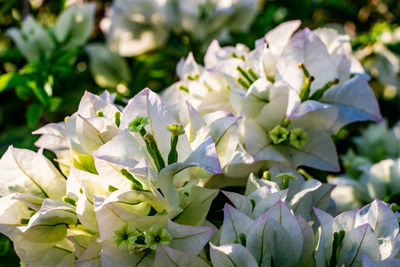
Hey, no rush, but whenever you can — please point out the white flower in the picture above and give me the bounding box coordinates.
[101,0,261,56]
[7,16,54,62]
[54,3,96,49]
[315,198,400,266]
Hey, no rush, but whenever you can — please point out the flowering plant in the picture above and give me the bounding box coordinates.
[1,19,400,267]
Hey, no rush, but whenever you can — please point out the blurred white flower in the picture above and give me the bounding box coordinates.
[101,0,262,56]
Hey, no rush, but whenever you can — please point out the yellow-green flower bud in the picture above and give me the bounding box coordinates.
[166,124,185,136]
[263,170,271,180]
[144,226,171,250]
[275,173,296,189]
[114,111,121,127]
[114,225,140,250]
[128,116,148,136]
[269,125,289,144]
[289,128,308,149]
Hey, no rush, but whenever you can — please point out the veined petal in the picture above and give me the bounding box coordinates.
[0,146,66,200]
[210,243,258,267]
[121,88,191,161]
[155,245,209,267]
[276,28,338,93]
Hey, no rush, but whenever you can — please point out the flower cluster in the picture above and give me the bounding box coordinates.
[163,20,382,175]
[2,20,400,267]
[101,0,262,56]
[330,121,400,212]
[0,88,242,265]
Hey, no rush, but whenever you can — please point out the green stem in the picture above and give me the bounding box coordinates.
[144,135,165,172]
[168,135,179,165]
[310,78,339,101]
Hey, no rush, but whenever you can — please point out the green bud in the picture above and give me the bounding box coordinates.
[391,203,400,213]
[250,199,256,210]
[167,124,185,136]
[108,185,119,192]
[185,74,199,80]
[114,111,121,127]
[262,171,271,180]
[281,118,291,128]
[144,226,172,250]
[20,218,30,225]
[96,111,104,117]
[114,224,140,250]
[239,233,247,246]
[275,173,296,189]
[269,125,289,144]
[289,128,308,149]
[62,196,76,206]
[231,53,245,61]
[178,84,189,93]
[144,133,155,142]
[167,124,185,165]
[128,116,148,137]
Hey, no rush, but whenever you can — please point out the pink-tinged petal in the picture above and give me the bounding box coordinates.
[321,75,383,132]
[265,200,304,262]
[210,243,258,267]
[337,224,380,266]
[222,191,253,216]
[314,207,334,266]
[220,203,254,244]
[167,220,214,255]
[155,245,209,267]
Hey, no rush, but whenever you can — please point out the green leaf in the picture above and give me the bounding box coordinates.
[49,97,62,112]
[85,44,131,88]
[27,103,44,128]
[27,80,50,105]
[15,86,33,101]
[0,72,28,92]
[0,235,10,256]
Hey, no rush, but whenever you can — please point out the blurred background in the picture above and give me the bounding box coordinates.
[0,0,399,265]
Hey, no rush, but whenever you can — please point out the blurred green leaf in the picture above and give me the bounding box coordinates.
[28,80,50,105]
[85,44,131,89]
[15,86,32,100]
[0,72,28,92]
[49,97,62,112]
[0,236,10,256]
[27,103,44,128]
